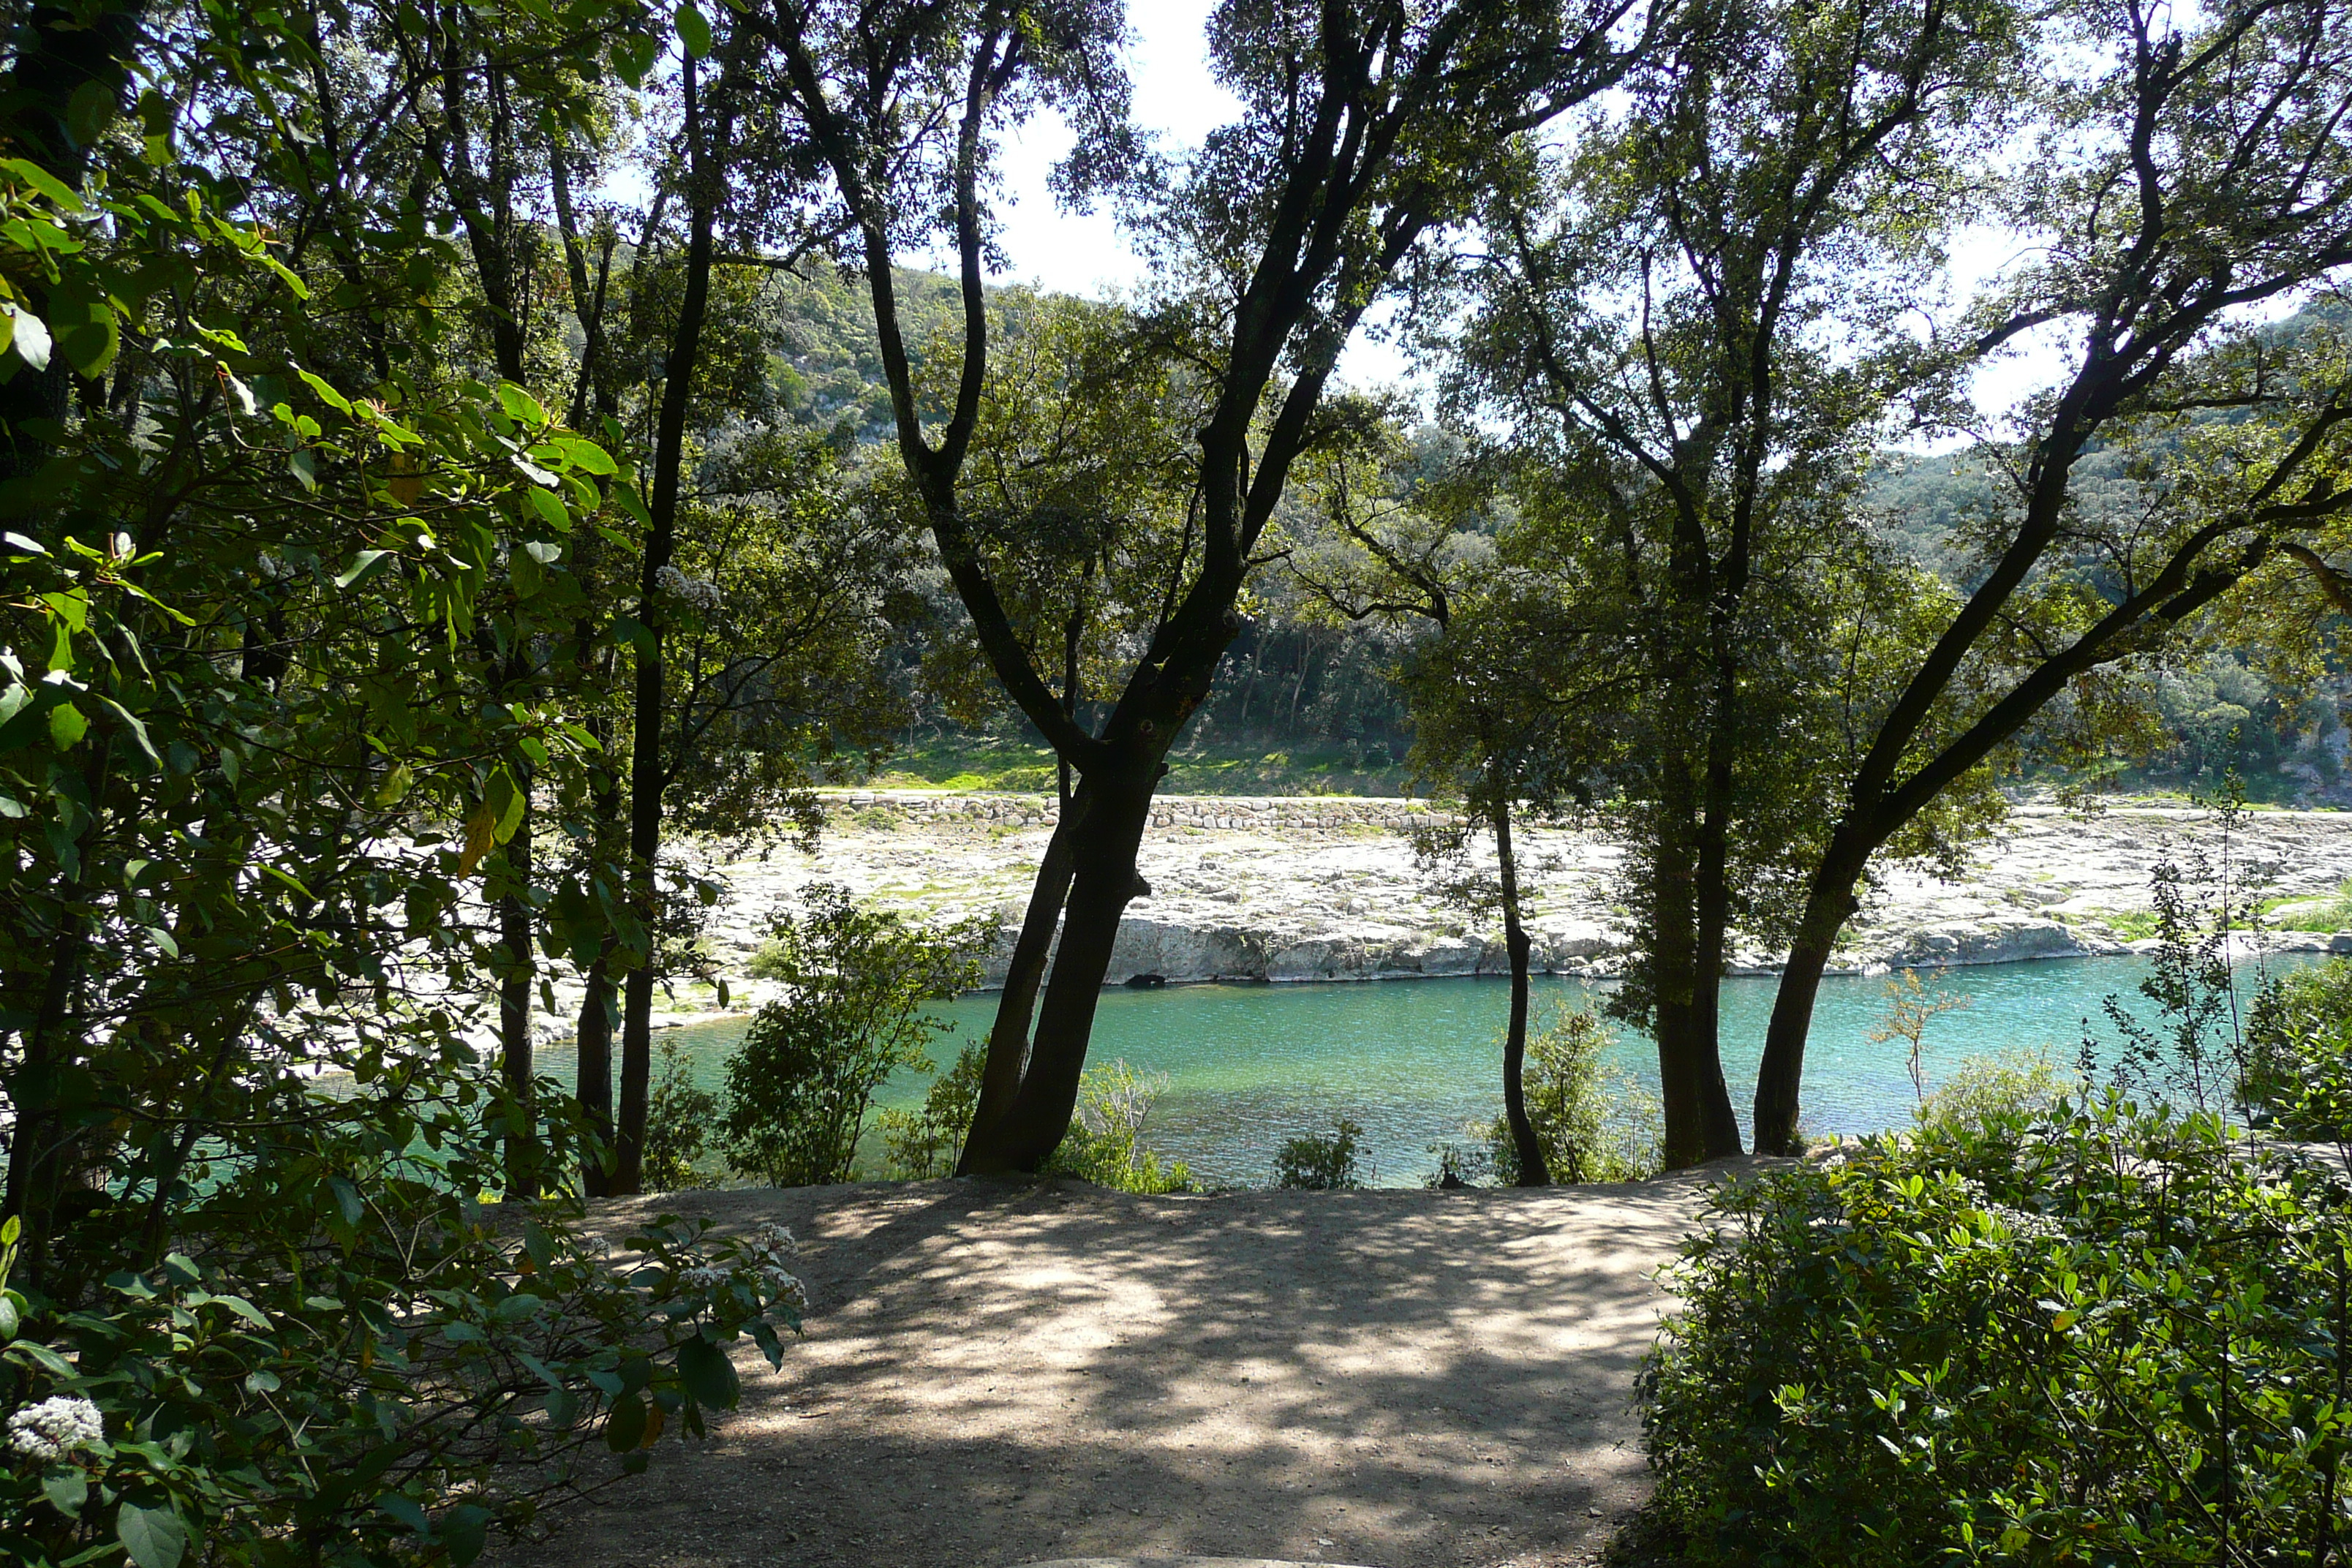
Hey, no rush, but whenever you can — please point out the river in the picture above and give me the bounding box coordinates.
[535,950,2324,1188]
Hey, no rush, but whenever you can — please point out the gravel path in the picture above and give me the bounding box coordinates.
[496,1169,1754,1568]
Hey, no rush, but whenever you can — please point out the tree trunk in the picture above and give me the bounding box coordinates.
[962,761,1159,1172]
[1494,794,1548,1186]
[1691,699,1746,1161]
[610,59,722,1195]
[1753,825,1874,1154]
[1647,794,1741,1169]
[614,965,655,1193]
[496,804,537,1194]
[960,810,1078,1170]
[575,946,617,1194]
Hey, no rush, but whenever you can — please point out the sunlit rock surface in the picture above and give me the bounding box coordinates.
[676,795,2352,1003]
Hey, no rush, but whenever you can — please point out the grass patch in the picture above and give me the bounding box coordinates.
[864,734,1414,797]
[2258,876,2352,931]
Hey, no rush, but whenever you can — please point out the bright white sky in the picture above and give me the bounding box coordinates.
[974,2,2075,428]
[974,0,1422,393]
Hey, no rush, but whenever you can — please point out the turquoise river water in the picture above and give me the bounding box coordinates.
[540,954,2321,1188]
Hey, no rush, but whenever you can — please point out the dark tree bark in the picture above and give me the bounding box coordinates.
[1493,794,1548,1186]
[611,57,727,1194]
[960,812,1077,1167]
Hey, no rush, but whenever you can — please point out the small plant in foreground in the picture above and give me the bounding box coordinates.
[2243,956,2352,1138]
[878,1043,988,1179]
[1866,968,1969,1108]
[644,1037,724,1191]
[1275,1117,1367,1189]
[1044,1060,1195,1193]
[1912,1047,2065,1134]
[723,885,982,1186]
[1487,1007,1663,1183]
[1642,1100,2352,1567]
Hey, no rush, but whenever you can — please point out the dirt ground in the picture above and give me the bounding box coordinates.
[494,1169,1747,1568]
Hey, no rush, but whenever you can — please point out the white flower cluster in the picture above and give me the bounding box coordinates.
[678,1264,728,1291]
[655,565,723,611]
[747,1222,805,1313]
[7,1395,104,1462]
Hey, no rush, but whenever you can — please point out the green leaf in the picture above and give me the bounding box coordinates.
[258,251,310,299]
[0,1294,18,1342]
[295,366,355,415]
[676,1334,741,1410]
[376,1493,431,1534]
[495,382,547,427]
[553,434,619,475]
[526,486,572,532]
[442,1502,491,1566]
[95,696,158,764]
[489,766,527,843]
[41,1468,83,1518]
[603,1391,649,1452]
[0,158,84,211]
[287,448,319,491]
[523,539,564,565]
[8,306,50,372]
[334,549,390,588]
[208,1292,273,1330]
[50,274,118,378]
[675,2,713,58]
[48,701,86,748]
[117,1503,188,1568]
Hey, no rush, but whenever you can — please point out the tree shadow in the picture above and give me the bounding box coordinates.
[501,1175,1722,1568]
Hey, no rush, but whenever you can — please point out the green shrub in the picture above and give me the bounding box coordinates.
[644,1037,725,1191]
[1487,1006,1663,1183]
[2243,957,2352,1137]
[1043,1060,1195,1193]
[1640,1098,2352,1567]
[1913,1047,2065,1135]
[1275,1116,1367,1189]
[723,885,981,1186]
[877,1042,987,1179]
[0,1056,805,1568]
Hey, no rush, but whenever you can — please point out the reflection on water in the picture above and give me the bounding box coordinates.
[535,953,2321,1188]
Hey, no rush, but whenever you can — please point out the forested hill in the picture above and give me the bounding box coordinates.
[770,274,2345,802]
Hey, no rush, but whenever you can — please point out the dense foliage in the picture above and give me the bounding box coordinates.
[1483,1009,1663,1184]
[1643,1103,2352,1565]
[2245,958,2352,1140]
[724,886,981,1186]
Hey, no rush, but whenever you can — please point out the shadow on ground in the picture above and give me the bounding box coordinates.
[491,1169,1735,1568]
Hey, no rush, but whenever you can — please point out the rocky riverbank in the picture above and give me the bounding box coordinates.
[621,794,2352,1027]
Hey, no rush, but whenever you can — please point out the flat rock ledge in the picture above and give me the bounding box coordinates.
[561,795,2352,1034]
[763,796,2352,976]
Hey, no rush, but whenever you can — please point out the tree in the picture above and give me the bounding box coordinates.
[1752,0,2352,1153]
[1453,0,2019,1164]
[752,0,1653,1174]
[1286,426,1621,1186]
[0,12,812,1561]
